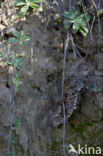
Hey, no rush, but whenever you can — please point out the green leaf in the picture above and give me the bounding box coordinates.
[12,75,22,92]
[79,26,88,37]
[14,0,26,6]
[13,31,20,38]
[19,40,26,45]
[97,9,103,16]
[15,2,26,6]
[79,13,91,23]
[17,65,24,70]
[82,25,88,33]
[18,11,26,18]
[30,2,42,10]
[18,31,30,45]
[31,0,44,2]
[8,38,18,43]
[18,57,25,64]
[66,19,75,24]
[30,2,40,8]
[7,60,14,65]
[84,13,91,22]
[64,12,71,18]
[73,23,80,32]
[20,38,30,45]
[64,9,80,19]
[25,36,30,41]
[0,51,6,60]
[20,31,24,36]
[21,5,29,13]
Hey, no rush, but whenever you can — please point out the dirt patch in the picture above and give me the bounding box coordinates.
[0,0,103,156]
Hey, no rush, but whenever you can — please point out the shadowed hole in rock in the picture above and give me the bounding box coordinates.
[80,51,87,57]
[5,82,10,88]
[54,25,59,31]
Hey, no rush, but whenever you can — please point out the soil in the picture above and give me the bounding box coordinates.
[0,0,103,156]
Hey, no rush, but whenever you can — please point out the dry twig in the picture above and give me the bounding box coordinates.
[62,32,70,156]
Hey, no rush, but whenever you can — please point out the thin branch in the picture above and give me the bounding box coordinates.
[62,32,70,156]
[73,0,77,8]
[82,1,94,44]
[90,12,95,44]
[75,44,87,56]
[96,0,101,52]
[55,0,61,12]
[70,35,83,58]
[69,0,72,9]
[8,85,15,152]
[44,14,52,32]
[61,0,65,12]
[97,15,101,52]
[90,0,97,9]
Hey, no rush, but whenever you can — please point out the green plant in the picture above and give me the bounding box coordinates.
[2,31,29,91]
[0,31,28,156]
[64,8,91,37]
[91,83,102,92]
[14,0,44,18]
[0,52,25,70]
[8,31,30,45]
[97,9,103,16]
[7,53,25,70]
[0,52,25,91]
[0,51,6,60]
[12,73,22,92]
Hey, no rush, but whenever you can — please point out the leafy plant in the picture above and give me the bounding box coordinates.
[0,51,6,60]
[14,0,44,18]
[0,51,24,92]
[0,51,25,91]
[64,8,91,37]
[8,31,30,45]
[0,30,29,156]
[12,73,22,92]
[7,53,25,70]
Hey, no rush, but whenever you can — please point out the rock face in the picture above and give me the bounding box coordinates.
[52,74,84,127]
[0,0,103,156]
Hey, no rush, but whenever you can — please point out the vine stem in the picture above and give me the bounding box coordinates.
[8,83,15,152]
[62,32,70,156]
[7,71,16,154]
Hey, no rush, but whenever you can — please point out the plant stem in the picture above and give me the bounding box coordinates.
[8,86,15,152]
[62,32,69,156]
